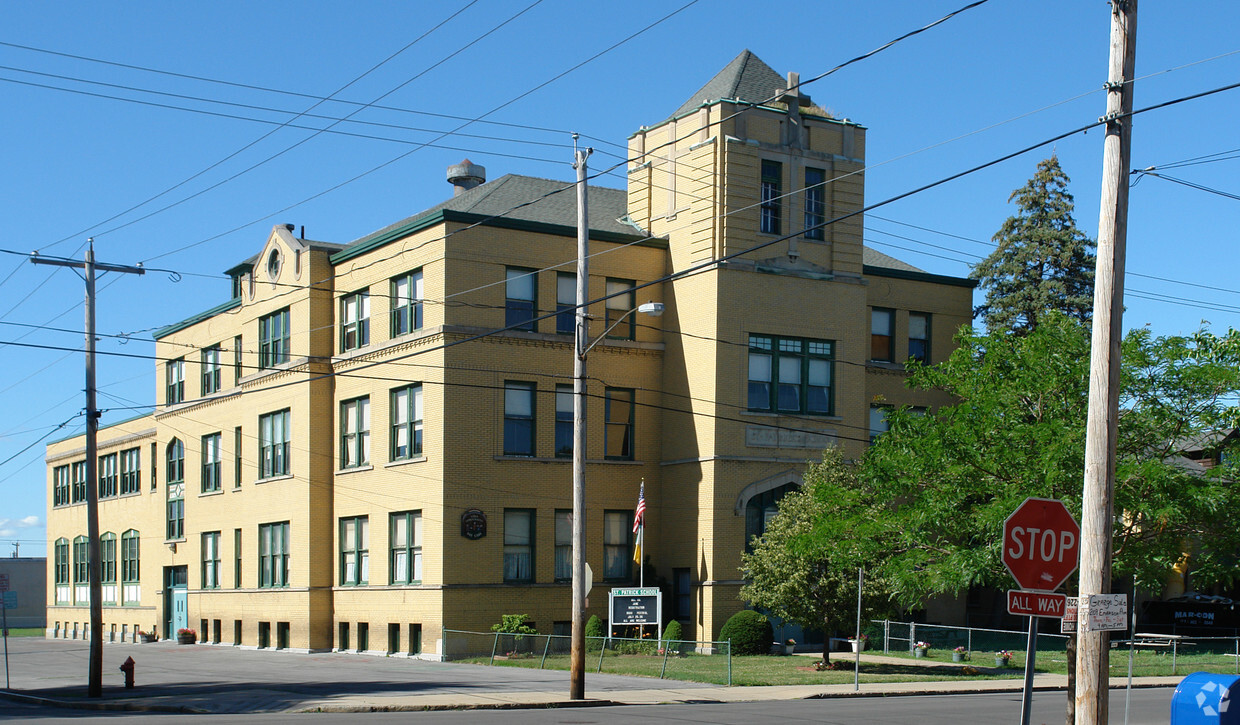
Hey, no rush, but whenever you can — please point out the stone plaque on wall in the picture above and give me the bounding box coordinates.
[461,509,486,540]
[745,425,834,450]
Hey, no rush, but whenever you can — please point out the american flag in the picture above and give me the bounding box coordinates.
[632,481,646,533]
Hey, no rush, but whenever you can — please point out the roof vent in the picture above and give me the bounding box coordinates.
[447,159,486,196]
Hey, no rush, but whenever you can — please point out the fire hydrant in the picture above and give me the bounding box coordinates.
[119,656,135,689]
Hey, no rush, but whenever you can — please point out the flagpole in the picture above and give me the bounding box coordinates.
[640,522,645,588]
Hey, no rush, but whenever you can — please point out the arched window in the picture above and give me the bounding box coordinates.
[100,532,117,605]
[166,439,185,540]
[166,439,184,484]
[53,538,70,604]
[744,483,798,551]
[72,535,90,605]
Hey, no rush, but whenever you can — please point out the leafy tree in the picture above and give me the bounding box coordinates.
[739,450,887,664]
[855,315,1240,722]
[971,156,1095,333]
[859,316,1240,601]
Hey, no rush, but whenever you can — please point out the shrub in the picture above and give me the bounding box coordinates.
[491,614,538,653]
[661,619,684,654]
[585,615,604,651]
[719,610,773,655]
[490,614,537,635]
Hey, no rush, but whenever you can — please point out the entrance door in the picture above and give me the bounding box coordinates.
[164,566,188,638]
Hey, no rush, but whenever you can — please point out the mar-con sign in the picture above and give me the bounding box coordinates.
[1002,497,1080,592]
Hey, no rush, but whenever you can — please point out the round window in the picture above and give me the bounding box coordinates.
[267,249,281,280]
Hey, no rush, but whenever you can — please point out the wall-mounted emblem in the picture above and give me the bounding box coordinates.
[461,509,486,540]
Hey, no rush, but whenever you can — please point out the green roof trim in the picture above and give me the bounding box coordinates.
[330,208,662,266]
[864,265,977,289]
[153,297,242,340]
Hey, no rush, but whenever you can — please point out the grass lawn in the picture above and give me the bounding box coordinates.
[464,652,1026,686]
[3,628,44,637]
[881,646,1240,678]
[462,646,1240,686]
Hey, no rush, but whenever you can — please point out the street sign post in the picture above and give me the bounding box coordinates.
[1002,497,1081,725]
[1007,590,1068,618]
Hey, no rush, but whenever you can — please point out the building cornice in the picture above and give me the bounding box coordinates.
[864,264,977,289]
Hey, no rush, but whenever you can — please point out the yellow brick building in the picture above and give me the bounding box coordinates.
[45,51,973,654]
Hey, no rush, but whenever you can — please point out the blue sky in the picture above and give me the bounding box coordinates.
[3,1,1239,556]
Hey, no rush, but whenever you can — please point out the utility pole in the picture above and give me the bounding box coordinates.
[570,145,592,701]
[32,240,145,698]
[1075,3,1136,724]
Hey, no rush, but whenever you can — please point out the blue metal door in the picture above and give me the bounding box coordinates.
[164,566,188,639]
[171,587,188,635]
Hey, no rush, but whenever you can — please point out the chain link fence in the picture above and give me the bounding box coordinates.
[873,619,1068,658]
[442,629,733,684]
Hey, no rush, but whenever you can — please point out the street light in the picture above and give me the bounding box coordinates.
[569,296,663,700]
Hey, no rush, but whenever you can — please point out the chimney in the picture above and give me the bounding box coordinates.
[447,159,486,196]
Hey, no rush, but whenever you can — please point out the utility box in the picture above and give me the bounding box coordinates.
[1172,673,1240,724]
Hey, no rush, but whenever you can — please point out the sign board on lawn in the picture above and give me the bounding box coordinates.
[1079,593,1127,632]
[609,587,661,627]
[1007,590,1067,618]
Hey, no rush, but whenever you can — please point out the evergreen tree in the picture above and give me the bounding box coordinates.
[971,156,1095,332]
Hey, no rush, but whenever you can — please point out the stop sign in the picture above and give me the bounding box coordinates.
[1002,498,1080,591]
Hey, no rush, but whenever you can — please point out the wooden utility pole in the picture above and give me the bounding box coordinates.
[1075,2,1136,724]
[32,241,145,697]
[570,145,592,700]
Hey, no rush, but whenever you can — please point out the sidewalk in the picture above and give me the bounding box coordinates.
[0,637,1182,714]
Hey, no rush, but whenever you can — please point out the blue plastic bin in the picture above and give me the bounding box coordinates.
[1172,673,1240,724]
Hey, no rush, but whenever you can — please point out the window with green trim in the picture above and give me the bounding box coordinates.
[98,453,117,499]
[202,433,221,492]
[258,308,290,369]
[202,531,220,589]
[339,516,369,586]
[119,447,141,495]
[390,385,422,461]
[390,511,422,584]
[604,388,634,460]
[201,344,222,394]
[340,290,370,352]
[747,335,834,415]
[259,521,290,588]
[505,267,537,331]
[604,279,635,340]
[390,270,423,337]
[53,465,70,507]
[166,439,184,540]
[340,398,370,469]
